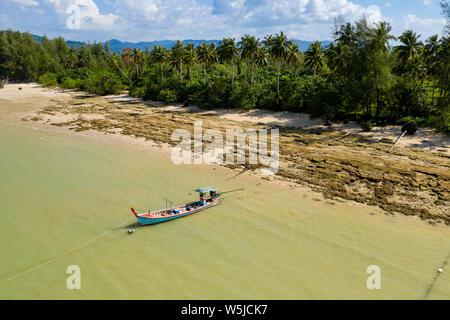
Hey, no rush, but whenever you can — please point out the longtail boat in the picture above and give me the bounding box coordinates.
[130,187,220,225]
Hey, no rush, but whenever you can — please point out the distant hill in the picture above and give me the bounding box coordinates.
[102,39,331,53]
[31,34,331,53]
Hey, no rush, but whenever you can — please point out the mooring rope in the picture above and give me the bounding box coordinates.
[422,251,450,299]
[0,216,136,285]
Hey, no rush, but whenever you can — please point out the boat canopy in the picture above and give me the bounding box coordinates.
[195,187,217,193]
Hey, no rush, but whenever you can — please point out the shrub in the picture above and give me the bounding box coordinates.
[157,89,177,103]
[38,72,58,87]
[60,77,79,89]
[129,86,146,99]
[229,83,258,110]
[361,120,373,131]
[82,71,122,95]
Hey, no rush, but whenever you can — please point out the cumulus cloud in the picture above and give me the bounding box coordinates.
[423,0,432,6]
[0,0,398,42]
[401,14,445,38]
[43,0,119,31]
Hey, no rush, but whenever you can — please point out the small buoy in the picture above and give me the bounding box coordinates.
[128,229,135,234]
[438,268,443,273]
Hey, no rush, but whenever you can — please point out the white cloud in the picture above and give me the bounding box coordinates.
[43,0,119,31]
[384,3,391,7]
[401,14,445,38]
[12,0,39,7]
[423,0,432,6]
[9,0,439,43]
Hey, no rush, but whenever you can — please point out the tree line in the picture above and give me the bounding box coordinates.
[0,13,448,133]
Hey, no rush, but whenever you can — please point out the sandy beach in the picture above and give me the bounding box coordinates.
[2,83,449,224]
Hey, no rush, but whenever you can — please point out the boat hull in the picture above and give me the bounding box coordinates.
[134,198,218,225]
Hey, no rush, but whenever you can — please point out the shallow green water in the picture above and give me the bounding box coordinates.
[0,108,449,299]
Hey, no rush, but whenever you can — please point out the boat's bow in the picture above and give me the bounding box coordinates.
[130,208,139,217]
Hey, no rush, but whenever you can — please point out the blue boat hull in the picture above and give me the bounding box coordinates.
[134,199,218,225]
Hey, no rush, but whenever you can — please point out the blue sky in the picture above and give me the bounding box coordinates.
[0,0,446,42]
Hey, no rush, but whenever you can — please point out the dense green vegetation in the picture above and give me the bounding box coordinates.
[0,8,449,133]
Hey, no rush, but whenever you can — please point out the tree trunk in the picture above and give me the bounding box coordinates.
[375,69,380,118]
[245,61,248,81]
[431,80,436,106]
[251,61,254,86]
[277,61,281,96]
[231,61,235,91]
[180,63,183,83]
[203,64,206,85]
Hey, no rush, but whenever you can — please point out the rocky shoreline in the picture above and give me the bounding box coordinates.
[20,89,450,225]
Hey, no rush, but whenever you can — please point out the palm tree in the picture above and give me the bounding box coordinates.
[170,40,184,83]
[435,36,449,103]
[183,43,197,81]
[370,22,395,116]
[326,41,348,85]
[131,48,145,77]
[217,38,238,90]
[270,31,291,96]
[151,45,168,81]
[371,22,395,53]
[286,42,302,78]
[425,35,440,101]
[197,42,217,84]
[262,35,274,66]
[304,41,325,81]
[395,30,423,64]
[254,46,268,82]
[334,22,358,46]
[238,35,260,85]
[64,49,79,69]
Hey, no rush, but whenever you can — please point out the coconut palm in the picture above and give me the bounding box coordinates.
[425,35,440,98]
[334,22,358,46]
[150,45,169,81]
[170,40,184,82]
[262,35,273,64]
[395,30,423,64]
[304,41,325,80]
[217,38,239,90]
[270,31,291,96]
[371,22,395,53]
[254,46,268,82]
[286,42,302,77]
[197,42,217,84]
[238,35,260,85]
[435,36,449,102]
[131,48,145,77]
[183,43,197,81]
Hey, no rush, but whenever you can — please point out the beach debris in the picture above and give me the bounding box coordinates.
[401,121,418,135]
[128,229,135,234]
[388,131,407,152]
[18,87,22,90]
[438,268,443,273]
[329,129,361,142]
[388,122,418,152]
